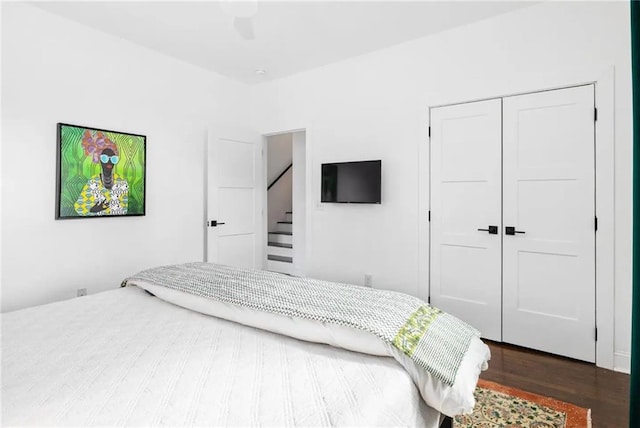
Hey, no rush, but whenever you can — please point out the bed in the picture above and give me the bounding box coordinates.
[1,263,490,427]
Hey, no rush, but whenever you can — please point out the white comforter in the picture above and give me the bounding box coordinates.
[2,287,442,427]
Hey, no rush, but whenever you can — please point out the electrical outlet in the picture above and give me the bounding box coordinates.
[364,274,373,287]
[77,288,87,297]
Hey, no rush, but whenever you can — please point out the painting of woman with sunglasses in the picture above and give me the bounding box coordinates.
[74,131,129,216]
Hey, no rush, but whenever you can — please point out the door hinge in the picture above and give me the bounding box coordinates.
[427,296,431,304]
[595,216,598,231]
[594,107,598,122]
[428,126,431,138]
[595,327,598,341]
[428,210,431,222]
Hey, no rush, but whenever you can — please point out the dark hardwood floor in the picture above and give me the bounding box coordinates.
[481,341,630,427]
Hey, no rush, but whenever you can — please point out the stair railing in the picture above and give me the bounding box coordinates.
[267,163,293,191]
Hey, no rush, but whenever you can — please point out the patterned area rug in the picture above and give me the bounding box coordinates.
[454,379,592,427]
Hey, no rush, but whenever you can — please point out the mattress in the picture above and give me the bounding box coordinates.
[1,286,442,427]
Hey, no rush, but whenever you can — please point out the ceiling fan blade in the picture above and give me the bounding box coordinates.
[234,17,255,40]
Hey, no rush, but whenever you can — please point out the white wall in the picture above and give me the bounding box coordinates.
[251,1,632,371]
[266,133,292,232]
[267,133,293,184]
[1,3,251,312]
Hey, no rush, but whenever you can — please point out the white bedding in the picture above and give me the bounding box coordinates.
[135,279,490,416]
[1,287,442,427]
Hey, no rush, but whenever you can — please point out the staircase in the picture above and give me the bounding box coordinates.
[267,211,293,275]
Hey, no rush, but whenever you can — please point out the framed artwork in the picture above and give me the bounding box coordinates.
[56,123,146,219]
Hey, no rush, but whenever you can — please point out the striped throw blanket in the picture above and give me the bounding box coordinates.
[124,262,480,387]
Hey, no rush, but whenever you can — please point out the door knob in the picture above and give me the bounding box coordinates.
[477,225,498,234]
[208,220,226,227]
[505,226,525,235]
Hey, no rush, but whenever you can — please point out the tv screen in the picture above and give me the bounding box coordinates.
[321,160,381,203]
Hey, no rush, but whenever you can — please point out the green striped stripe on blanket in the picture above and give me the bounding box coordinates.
[124,262,480,386]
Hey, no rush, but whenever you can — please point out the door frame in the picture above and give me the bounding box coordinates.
[419,67,616,370]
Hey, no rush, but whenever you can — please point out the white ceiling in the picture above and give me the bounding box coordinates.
[33,1,536,85]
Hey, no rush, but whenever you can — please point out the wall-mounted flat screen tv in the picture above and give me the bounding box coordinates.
[321,160,381,204]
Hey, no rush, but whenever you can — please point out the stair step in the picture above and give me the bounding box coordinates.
[267,259,294,275]
[268,255,293,263]
[268,242,292,248]
[276,222,292,233]
[268,232,292,244]
[267,243,292,258]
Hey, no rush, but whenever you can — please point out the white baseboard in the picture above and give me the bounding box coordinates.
[613,351,631,374]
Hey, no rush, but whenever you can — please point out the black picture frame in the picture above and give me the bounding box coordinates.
[55,122,147,219]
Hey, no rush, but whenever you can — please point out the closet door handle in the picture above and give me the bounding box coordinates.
[477,226,498,234]
[505,226,525,235]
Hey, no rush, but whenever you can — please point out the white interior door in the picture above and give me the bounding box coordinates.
[502,85,596,362]
[430,99,502,341]
[207,127,263,269]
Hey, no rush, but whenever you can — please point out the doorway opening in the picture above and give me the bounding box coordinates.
[264,130,306,276]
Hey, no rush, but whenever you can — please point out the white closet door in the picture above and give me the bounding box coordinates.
[502,85,595,362]
[430,99,502,341]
